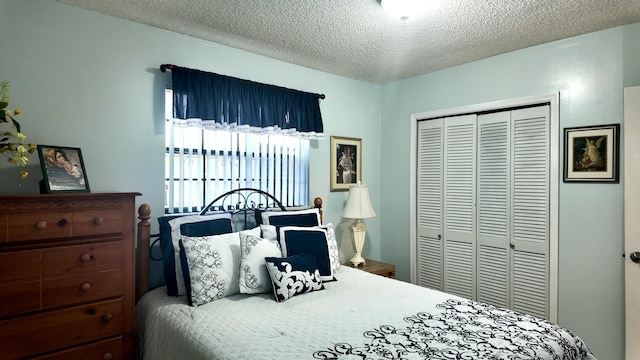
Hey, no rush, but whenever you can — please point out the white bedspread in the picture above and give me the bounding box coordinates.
[136,267,597,360]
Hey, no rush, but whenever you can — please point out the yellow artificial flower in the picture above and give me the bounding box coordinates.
[0,81,35,177]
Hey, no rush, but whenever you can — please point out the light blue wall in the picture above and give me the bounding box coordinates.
[0,0,382,265]
[2,0,637,359]
[380,25,640,360]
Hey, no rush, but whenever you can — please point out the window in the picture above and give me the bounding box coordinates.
[165,89,310,213]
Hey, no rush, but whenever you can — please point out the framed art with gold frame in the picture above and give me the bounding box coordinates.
[330,136,362,192]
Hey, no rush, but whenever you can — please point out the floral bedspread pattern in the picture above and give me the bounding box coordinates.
[314,299,593,360]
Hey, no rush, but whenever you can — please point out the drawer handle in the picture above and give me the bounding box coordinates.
[103,353,113,360]
[79,253,92,262]
[36,220,47,230]
[101,313,113,323]
[93,217,104,225]
[57,218,68,227]
[80,282,91,291]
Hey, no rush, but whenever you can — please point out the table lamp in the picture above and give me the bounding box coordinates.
[341,182,376,266]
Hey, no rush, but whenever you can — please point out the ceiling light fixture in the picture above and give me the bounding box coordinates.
[380,0,428,21]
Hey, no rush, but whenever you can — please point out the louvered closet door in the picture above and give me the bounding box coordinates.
[476,111,511,308]
[416,119,444,290]
[443,115,477,299]
[510,105,550,319]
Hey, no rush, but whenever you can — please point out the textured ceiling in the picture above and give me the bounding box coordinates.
[56,0,640,84]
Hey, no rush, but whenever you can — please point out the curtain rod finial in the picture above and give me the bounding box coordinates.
[160,64,173,72]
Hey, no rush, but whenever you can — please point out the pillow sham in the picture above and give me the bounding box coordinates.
[265,253,324,302]
[260,224,278,241]
[321,223,341,274]
[254,206,314,225]
[261,208,321,228]
[160,213,233,296]
[279,226,334,282]
[180,232,241,306]
[238,232,281,294]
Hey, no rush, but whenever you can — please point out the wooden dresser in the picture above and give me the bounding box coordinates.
[0,193,139,360]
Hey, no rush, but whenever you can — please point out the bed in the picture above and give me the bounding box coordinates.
[134,188,597,360]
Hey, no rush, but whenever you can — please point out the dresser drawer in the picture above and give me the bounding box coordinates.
[42,241,123,277]
[0,250,41,318]
[0,249,40,283]
[73,208,124,237]
[7,211,72,242]
[0,281,40,318]
[0,299,122,359]
[43,269,123,309]
[0,215,7,242]
[31,336,123,360]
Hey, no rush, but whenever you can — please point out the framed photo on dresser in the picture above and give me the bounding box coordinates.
[37,145,90,193]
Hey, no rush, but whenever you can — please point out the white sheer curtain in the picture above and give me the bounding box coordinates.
[164,90,309,213]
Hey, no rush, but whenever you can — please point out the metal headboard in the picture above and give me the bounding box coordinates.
[199,187,286,215]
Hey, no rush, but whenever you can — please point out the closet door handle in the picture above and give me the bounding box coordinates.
[630,251,640,264]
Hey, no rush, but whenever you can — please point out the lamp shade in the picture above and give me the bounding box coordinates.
[341,183,376,219]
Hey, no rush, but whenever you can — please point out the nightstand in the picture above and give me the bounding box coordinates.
[347,259,395,279]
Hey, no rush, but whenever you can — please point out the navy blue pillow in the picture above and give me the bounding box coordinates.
[260,208,321,228]
[157,214,186,296]
[279,227,334,282]
[254,208,266,226]
[265,253,324,302]
[267,213,320,227]
[158,214,233,296]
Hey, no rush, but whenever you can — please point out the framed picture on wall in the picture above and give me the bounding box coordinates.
[330,136,362,191]
[37,145,90,193]
[563,124,620,183]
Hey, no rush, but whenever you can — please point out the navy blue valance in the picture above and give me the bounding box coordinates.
[167,65,324,139]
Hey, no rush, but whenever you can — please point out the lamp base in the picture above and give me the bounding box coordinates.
[350,253,366,267]
[349,219,367,267]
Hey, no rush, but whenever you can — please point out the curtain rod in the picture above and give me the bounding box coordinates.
[160,64,326,99]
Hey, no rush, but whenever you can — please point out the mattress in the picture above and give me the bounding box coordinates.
[136,266,597,360]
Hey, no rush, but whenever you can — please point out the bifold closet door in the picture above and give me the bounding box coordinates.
[476,105,550,318]
[416,114,477,298]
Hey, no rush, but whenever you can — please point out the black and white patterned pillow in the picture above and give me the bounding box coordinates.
[180,232,241,307]
[239,233,281,294]
[265,253,324,302]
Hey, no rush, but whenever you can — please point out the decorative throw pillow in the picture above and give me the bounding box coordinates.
[265,253,324,302]
[279,226,334,282]
[180,232,241,307]
[261,208,321,228]
[260,224,278,240]
[163,213,233,296]
[255,206,316,225]
[238,232,281,294]
[320,223,340,274]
